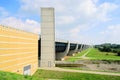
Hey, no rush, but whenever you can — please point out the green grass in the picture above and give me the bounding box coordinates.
[86,48,120,60]
[33,69,120,80]
[1,69,120,80]
[65,48,90,62]
[0,70,41,80]
[65,48,120,62]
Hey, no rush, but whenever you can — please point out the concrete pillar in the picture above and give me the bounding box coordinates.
[41,8,55,67]
[80,44,83,51]
[67,43,78,56]
[77,44,82,52]
[74,43,79,53]
[80,44,84,51]
[56,41,70,60]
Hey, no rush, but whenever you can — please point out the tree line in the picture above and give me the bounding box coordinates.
[94,43,120,56]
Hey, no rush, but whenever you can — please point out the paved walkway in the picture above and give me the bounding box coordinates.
[39,67,120,76]
[67,48,92,59]
[81,48,92,59]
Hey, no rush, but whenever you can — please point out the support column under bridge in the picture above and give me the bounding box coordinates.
[67,43,78,56]
[56,41,70,60]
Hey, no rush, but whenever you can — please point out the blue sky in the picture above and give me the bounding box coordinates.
[0,0,120,44]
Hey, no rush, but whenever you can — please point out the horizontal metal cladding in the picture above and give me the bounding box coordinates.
[55,42,67,53]
[70,43,76,50]
[0,25,38,75]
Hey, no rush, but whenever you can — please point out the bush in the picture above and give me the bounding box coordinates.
[117,51,120,56]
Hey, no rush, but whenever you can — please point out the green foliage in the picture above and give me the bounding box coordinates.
[95,43,120,56]
[33,69,120,80]
[117,51,120,56]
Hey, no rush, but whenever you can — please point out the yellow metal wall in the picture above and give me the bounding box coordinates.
[0,25,38,75]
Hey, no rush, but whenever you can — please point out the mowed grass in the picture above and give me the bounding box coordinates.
[65,48,120,62]
[0,70,41,80]
[86,48,120,60]
[0,69,120,80]
[65,48,90,62]
[33,69,120,80]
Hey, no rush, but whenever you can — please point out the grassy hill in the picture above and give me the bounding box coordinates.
[86,48,120,60]
[66,48,120,62]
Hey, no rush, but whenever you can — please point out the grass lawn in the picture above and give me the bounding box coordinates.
[65,48,120,62]
[86,48,120,60]
[65,48,90,62]
[0,70,41,80]
[33,69,120,80]
[0,69,120,80]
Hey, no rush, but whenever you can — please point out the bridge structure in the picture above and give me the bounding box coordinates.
[38,39,90,61]
[0,7,90,75]
[40,8,90,67]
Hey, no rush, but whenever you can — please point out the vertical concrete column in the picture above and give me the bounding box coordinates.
[80,44,83,51]
[56,41,70,60]
[74,43,78,53]
[41,8,55,67]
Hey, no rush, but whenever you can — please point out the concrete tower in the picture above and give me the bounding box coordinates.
[41,8,55,67]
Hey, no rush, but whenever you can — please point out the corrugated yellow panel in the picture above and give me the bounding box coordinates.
[0,59,19,68]
[0,43,38,48]
[0,26,38,39]
[0,48,37,55]
[0,25,38,75]
[0,56,37,68]
[3,60,38,73]
[0,53,37,62]
[4,60,37,70]
[0,36,37,43]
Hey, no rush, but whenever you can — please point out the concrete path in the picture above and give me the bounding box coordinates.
[67,48,91,59]
[81,48,92,58]
[39,67,120,76]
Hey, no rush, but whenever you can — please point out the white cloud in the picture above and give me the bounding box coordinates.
[0,17,40,34]
[70,24,87,37]
[0,7,9,19]
[0,0,119,44]
[56,16,75,25]
[77,0,97,17]
[92,0,99,3]
[100,24,120,44]
[101,24,120,36]
[97,2,118,21]
[68,24,94,44]
[19,0,118,24]
[19,0,66,14]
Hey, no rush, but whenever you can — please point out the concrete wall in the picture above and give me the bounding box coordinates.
[41,8,55,67]
[0,25,38,75]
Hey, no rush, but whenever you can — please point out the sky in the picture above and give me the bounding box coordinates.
[0,0,120,45]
